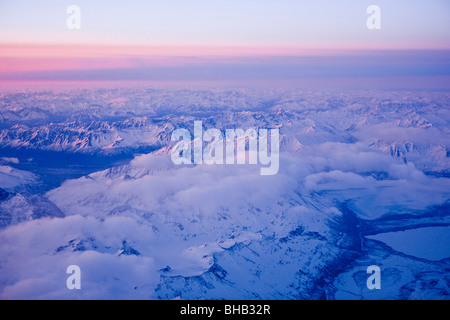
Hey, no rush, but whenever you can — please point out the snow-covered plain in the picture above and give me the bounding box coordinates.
[0,87,449,299]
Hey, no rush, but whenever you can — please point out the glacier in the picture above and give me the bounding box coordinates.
[0,87,449,299]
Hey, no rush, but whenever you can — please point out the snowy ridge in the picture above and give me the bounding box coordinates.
[0,89,448,174]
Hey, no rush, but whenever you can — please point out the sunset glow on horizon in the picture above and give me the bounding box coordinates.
[0,0,449,86]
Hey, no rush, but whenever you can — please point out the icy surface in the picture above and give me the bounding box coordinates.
[366,227,450,261]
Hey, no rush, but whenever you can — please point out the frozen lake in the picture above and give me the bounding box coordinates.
[366,226,450,261]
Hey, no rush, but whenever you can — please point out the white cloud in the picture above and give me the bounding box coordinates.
[0,215,158,299]
[1,157,19,164]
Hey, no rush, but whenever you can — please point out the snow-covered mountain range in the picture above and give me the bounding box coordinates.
[0,87,448,299]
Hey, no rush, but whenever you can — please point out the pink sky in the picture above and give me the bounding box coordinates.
[0,43,376,73]
[0,1,448,81]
